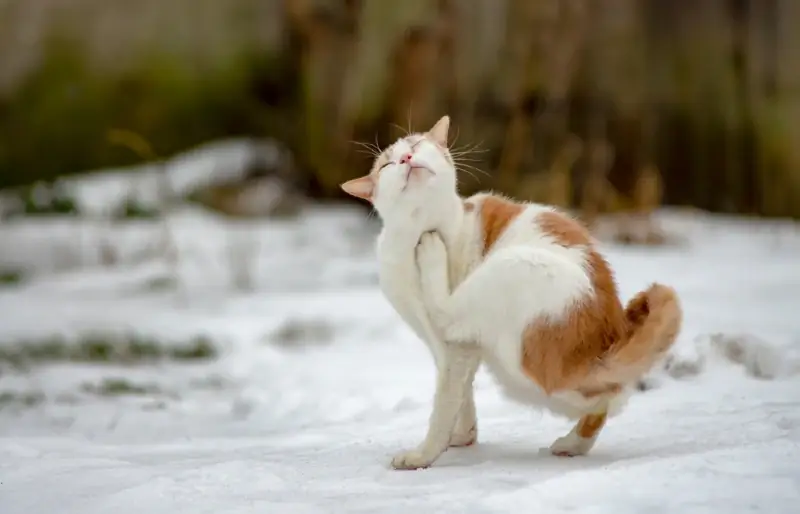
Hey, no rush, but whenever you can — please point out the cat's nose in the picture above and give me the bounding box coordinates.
[399,152,413,164]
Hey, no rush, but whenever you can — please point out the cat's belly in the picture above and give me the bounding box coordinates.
[480,345,604,420]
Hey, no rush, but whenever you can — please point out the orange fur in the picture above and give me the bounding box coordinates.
[490,208,682,397]
[577,411,608,439]
[478,195,524,255]
[588,282,682,387]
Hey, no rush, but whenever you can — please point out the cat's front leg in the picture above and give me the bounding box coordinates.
[450,366,478,447]
[391,345,480,470]
[415,231,463,341]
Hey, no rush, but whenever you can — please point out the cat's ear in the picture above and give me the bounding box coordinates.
[340,175,374,202]
[427,115,450,147]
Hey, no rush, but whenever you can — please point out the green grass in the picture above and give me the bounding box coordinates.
[81,378,162,397]
[267,318,336,348]
[0,332,218,367]
[0,391,45,410]
[0,33,279,190]
[0,269,25,287]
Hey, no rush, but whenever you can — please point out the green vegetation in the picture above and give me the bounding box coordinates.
[0,269,25,287]
[267,318,336,348]
[0,2,799,217]
[0,332,218,367]
[0,33,281,190]
[0,391,45,410]
[81,378,162,397]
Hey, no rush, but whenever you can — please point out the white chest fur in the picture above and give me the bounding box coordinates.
[377,230,446,367]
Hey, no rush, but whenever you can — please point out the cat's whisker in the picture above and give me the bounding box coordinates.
[350,140,382,157]
[354,148,378,157]
[454,160,492,179]
[450,148,490,157]
[451,138,487,153]
[390,123,409,137]
[455,166,480,183]
[450,126,461,149]
[455,165,489,180]
[449,149,489,160]
[450,142,489,157]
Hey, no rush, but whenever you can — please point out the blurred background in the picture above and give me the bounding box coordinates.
[1,0,799,223]
[0,0,799,433]
[2,4,800,508]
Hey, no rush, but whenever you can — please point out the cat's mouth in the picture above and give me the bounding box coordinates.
[402,165,434,191]
[406,165,435,181]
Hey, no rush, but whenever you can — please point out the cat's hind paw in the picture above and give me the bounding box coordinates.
[548,432,595,457]
[390,449,436,470]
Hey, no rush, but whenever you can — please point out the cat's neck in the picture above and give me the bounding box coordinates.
[380,194,466,249]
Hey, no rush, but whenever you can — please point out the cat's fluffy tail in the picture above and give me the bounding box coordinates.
[593,283,682,387]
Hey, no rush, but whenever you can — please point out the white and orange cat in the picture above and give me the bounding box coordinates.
[341,115,682,470]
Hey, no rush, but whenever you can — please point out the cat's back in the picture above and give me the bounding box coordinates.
[464,193,593,266]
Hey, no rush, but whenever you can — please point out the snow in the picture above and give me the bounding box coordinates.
[0,138,290,218]
[1,199,800,513]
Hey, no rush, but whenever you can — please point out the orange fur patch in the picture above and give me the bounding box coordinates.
[536,210,593,247]
[576,411,608,439]
[478,195,524,255]
[520,209,681,397]
[520,211,627,396]
[577,383,622,398]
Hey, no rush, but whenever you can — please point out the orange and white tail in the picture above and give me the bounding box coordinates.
[591,283,682,387]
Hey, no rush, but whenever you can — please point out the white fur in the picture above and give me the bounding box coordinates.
[367,118,628,469]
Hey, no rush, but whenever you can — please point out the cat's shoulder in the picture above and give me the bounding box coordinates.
[463,191,563,223]
[463,192,593,249]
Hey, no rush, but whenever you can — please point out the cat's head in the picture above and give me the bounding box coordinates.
[340,116,457,224]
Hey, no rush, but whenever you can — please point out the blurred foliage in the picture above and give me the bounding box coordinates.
[0,0,799,218]
[81,378,162,397]
[112,197,162,220]
[0,32,287,189]
[0,332,218,367]
[0,269,25,287]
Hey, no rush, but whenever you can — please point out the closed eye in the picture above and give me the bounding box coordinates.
[379,161,392,170]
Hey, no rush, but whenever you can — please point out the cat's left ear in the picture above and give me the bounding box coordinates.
[340,175,374,202]
[427,115,450,147]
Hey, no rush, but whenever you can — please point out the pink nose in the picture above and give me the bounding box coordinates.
[399,152,413,164]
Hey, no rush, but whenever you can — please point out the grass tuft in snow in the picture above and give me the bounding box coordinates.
[81,378,163,397]
[266,318,337,349]
[0,332,217,367]
[111,197,162,220]
[0,269,26,287]
[139,275,179,291]
[0,391,45,410]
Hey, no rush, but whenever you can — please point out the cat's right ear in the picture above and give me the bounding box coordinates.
[427,115,450,147]
[340,175,374,202]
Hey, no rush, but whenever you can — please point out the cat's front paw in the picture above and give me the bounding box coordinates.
[390,449,436,470]
[416,231,447,272]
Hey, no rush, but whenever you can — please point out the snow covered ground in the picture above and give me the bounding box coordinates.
[1,204,799,513]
